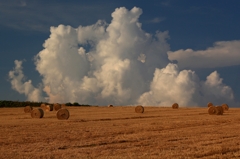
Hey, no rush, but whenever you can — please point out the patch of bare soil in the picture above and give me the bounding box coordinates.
[0,106,240,159]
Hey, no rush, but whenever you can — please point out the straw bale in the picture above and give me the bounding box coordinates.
[45,105,53,111]
[24,106,33,113]
[207,102,213,107]
[56,108,70,120]
[53,103,61,111]
[61,104,66,108]
[135,105,144,113]
[208,106,217,115]
[222,103,229,112]
[40,103,46,110]
[31,108,44,118]
[216,106,223,115]
[172,103,179,109]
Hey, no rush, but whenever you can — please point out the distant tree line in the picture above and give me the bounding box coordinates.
[0,100,91,108]
[65,102,91,107]
[0,100,44,108]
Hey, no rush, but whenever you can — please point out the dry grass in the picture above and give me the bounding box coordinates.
[1,106,240,159]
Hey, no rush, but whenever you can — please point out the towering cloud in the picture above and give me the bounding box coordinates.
[8,7,238,106]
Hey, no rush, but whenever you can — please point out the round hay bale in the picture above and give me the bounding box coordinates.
[24,106,33,113]
[208,106,218,115]
[135,105,144,113]
[56,108,70,120]
[207,102,214,107]
[53,103,61,111]
[40,103,46,110]
[45,105,53,112]
[31,108,44,118]
[222,103,229,112]
[108,104,113,107]
[216,106,223,115]
[172,103,179,109]
[61,104,66,108]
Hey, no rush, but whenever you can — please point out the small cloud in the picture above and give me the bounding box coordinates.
[138,53,146,63]
[148,17,166,23]
[18,0,27,7]
[161,0,171,7]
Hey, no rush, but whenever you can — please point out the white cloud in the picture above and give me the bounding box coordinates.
[147,17,166,23]
[168,40,240,69]
[137,53,146,63]
[28,7,170,105]
[8,60,44,101]
[8,7,239,107]
[138,63,236,106]
[202,71,235,103]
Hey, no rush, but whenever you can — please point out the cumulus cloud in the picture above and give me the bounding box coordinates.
[9,60,44,101]
[138,64,235,106]
[30,6,170,105]
[8,7,239,107]
[168,40,240,69]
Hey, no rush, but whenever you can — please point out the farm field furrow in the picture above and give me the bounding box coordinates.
[0,106,240,159]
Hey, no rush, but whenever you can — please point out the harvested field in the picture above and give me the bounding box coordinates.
[0,106,240,159]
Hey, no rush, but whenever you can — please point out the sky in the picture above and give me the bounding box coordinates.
[1,0,240,107]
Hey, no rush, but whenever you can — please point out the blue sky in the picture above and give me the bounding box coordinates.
[1,0,240,107]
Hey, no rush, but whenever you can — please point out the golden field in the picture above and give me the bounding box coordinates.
[0,106,240,159]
